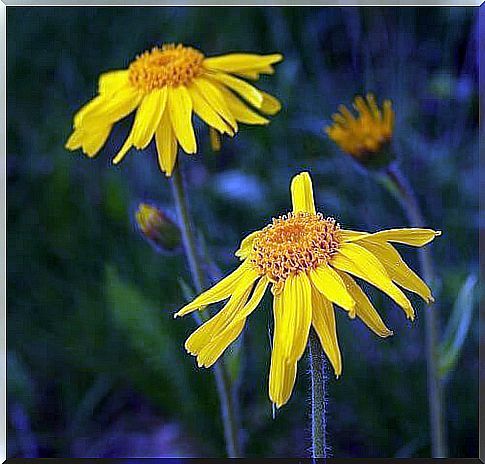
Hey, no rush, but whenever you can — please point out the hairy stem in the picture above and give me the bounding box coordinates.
[170,164,240,458]
[308,328,327,459]
[383,163,447,457]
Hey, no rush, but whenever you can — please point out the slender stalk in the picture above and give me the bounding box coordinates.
[383,163,447,457]
[170,163,240,458]
[308,328,327,459]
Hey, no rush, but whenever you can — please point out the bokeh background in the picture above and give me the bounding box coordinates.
[7,6,479,458]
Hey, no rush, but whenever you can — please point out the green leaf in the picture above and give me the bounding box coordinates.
[438,274,477,378]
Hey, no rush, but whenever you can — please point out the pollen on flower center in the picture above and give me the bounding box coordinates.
[128,44,204,92]
[250,212,341,285]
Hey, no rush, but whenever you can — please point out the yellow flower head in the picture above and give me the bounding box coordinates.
[325,94,394,162]
[175,172,440,408]
[65,44,283,176]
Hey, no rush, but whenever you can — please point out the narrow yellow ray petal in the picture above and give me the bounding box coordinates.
[233,276,268,321]
[73,96,105,128]
[187,84,233,134]
[79,87,142,130]
[290,171,316,214]
[168,86,197,154]
[259,90,282,115]
[65,128,83,151]
[209,72,263,108]
[358,239,434,303]
[310,265,355,315]
[363,228,442,247]
[132,88,167,149]
[311,288,342,377]
[269,293,298,408]
[203,53,282,73]
[155,109,178,177]
[335,270,394,337]
[278,272,312,361]
[174,261,258,317]
[98,70,129,96]
[81,125,112,157]
[192,77,238,131]
[339,229,369,241]
[185,285,252,355]
[332,243,415,320]
[112,130,134,165]
[235,230,262,259]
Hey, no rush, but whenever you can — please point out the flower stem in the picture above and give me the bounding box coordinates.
[308,328,327,459]
[382,163,447,458]
[170,163,240,458]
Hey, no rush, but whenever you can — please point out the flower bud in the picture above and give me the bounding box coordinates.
[135,203,181,253]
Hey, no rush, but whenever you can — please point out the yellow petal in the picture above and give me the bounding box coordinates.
[291,171,316,214]
[192,77,238,131]
[332,243,415,320]
[358,239,434,303]
[185,285,252,356]
[65,128,83,151]
[209,72,263,109]
[187,84,233,134]
[311,288,342,377]
[278,272,312,361]
[98,70,129,96]
[362,228,442,247]
[269,293,298,408]
[235,230,261,259]
[336,270,393,337]
[73,95,105,128]
[339,229,369,241]
[167,86,197,154]
[79,86,142,130]
[174,260,257,317]
[233,276,268,322]
[259,90,281,115]
[203,53,283,73]
[81,125,112,157]
[112,128,134,164]
[155,108,178,177]
[310,265,355,315]
[216,84,269,125]
[131,88,167,149]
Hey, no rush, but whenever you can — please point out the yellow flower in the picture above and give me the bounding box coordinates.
[325,94,394,161]
[65,44,283,176]
[175,172,440,408]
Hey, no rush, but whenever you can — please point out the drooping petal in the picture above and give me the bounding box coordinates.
[278,272,312,361]
[203,53,283,74]
[174,260,258,317]
[208,72,263,109]
[311,287,342,377]
[112,128,134,164]
[98,70,129,96]
[215,84,269,125]
[233,276,269,322]
[73,96,105,128]
[332,243,415,320]
[192,77,238,131]
[291,171,316,214]
[336,270,393,337]
[188,84,233,134]
[259,90,282,116]
[235,230,262,259]
[269,293,298,408]
[185,285,253,356]
[155,108,178,177]
[357,228,442,247]
[80,125,112,157]
[357,239,434,303]
[167,86,197,154]
[310,265,355,316]
[79,87,142,130]
[132,88,168,149]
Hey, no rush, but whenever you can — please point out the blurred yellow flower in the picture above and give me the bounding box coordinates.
[175,172,440,408]
[66,44,282,176]
[326,94,394,161]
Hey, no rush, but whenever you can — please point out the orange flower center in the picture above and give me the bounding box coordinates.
[250,212,341,287]
[128,44,204,92]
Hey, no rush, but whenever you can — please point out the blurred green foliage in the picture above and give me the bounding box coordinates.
[7,6,478,458]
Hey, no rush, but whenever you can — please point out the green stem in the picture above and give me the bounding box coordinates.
[170,163,240,458]
[383,163,447,457]
[308,328,327,458]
